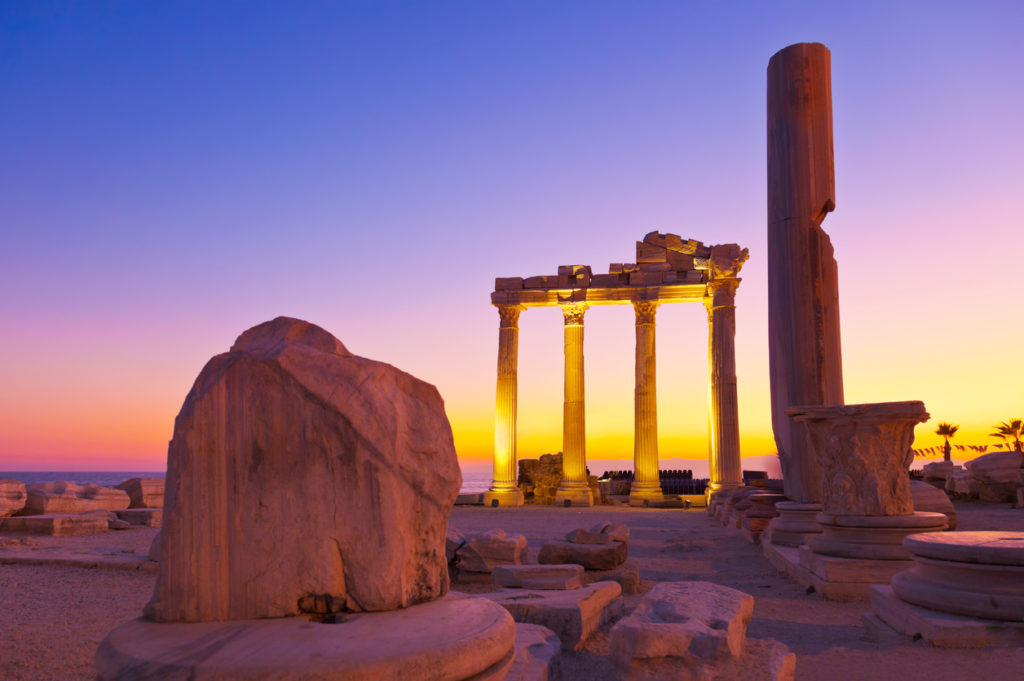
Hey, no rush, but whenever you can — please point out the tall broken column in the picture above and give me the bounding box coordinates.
[767,42,844,504]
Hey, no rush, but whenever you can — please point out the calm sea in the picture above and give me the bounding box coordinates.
[2,469,495,495]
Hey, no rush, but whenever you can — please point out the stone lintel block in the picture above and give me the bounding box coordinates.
[870,584,1024,648]
[96,594,517,681]
[666,250,695,270]
[629,270,664,286]
[492,564,584,590]
[114,508,163,527]
[538,539,627,570]
[476,581,621,651]
[636,242,667,263]
[1,513,109,536]
[684,270,703,281]
[590,274,624,288]
[637,261,672,272]
[506,623,561,681]
[495,277,524,290]
[523,275,558,289]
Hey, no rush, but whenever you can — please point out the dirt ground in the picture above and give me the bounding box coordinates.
[0,502,1021,681]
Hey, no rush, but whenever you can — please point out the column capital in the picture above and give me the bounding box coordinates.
[496,304,526,328]
[560,302,589,326]
[705,277,741,311]
[632,299,659,325]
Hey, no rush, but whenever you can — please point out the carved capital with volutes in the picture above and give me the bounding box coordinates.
[705,278,741,312]
[633,300,659,326]
[708,244,750,280]
[496,304,525,329]
[561,302,589,326]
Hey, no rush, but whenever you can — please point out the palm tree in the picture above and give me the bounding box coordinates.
[989,419,1023,453]
[935,422,959,462]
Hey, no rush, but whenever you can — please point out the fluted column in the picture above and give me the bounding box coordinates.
[484,304,525,507]
[630,300,663,506]
[556,302,592,506]
[706,279,742,494]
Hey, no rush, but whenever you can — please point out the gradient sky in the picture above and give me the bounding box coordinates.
[2,1,1022,471]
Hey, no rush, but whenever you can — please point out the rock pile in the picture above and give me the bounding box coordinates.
[945,450,1023,503]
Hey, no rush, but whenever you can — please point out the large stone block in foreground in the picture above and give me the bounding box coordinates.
[146,317,462,622]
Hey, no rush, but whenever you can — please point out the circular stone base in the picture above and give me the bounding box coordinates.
[892,531,1024,621]
[808,512,947,560]
[768,502,823,547]
[96,593,516,681]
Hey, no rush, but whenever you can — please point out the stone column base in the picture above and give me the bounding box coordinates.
[555,484,594,507]
[628,484,664,507]
[483,488,525,507]
[889,530,1024,621]
[808,512,947,560]
[767,502,823,547]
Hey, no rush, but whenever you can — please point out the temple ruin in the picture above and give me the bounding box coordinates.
[485,231,749,507]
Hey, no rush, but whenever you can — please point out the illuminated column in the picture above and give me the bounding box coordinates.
[484,304,526,507]
[556,302,593,507]
[630,299,664,506]
[706,279,743,494]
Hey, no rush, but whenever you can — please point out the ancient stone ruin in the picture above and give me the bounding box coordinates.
[96,317,529,681]
[487,231,749,507]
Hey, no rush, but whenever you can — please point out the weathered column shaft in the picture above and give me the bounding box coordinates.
[706,280,742,492]
[557,303,592,506]
[630,300,663,504]
[767,42,845,504]
[486,305,525,506]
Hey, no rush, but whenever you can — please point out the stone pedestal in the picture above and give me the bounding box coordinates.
[630,300,663,506]
[808,512,948,560]
[486,305,526,508]
[870,532,1024,646]
[97,594,518,681]
[890,532,1024,621]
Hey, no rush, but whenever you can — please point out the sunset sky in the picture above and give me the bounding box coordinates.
[2,2,1022,472]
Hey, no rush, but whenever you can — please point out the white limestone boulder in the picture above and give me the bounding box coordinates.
[145,317,461,622]
[457,529,528,573]
[609,581,754,668]
[115,478,165,508]
[965,450,1023,484]
[0,479,26,517]
[23,481,129,515]
[922,460,956,482]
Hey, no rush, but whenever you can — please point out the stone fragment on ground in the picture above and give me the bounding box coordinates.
[474,580,621,650]
[610,581,793,680]
[114,508,162,527]
[146,317,461,622]
[539,538,627,570]
[505,623,561,681]
[23,481,130,515]
[492,564,583,590]
[580,560,641,595]
[114,478,164,508]
[457,528,527,574]
[0,513,110,536]
[0,479,27,517]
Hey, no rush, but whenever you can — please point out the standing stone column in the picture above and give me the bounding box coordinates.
[556,302,593,507]
[705,278,743,494]
[485,305,525,507]
[630,300,663,506]
[767,42,844,504]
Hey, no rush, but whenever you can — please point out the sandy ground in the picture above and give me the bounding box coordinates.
[0,503,1021,681]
